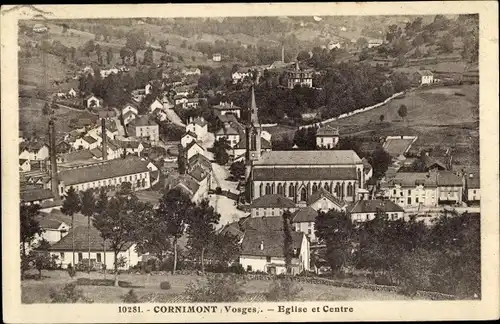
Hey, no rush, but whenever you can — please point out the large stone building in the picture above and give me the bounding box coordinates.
[286,62,313,89]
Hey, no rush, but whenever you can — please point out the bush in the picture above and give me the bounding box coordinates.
[67,264,76,278]
[374,274,394,286]
[122,289,140,303]
[266,278,303,301]
[49,283,93,303]
[228,263,245,275]
[160,281,171,290]
[185,274,246,302]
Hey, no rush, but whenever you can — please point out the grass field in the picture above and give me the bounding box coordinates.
[21,270,411,303]
[19,97,97,139]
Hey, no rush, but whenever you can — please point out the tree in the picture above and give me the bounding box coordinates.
[438,33,454,53]
[213,137,230,165]
[83,40,95,57]
[106,48,113,65]
[61,187,81,267]
[462,31,479,63]
[157,188,194,274]
[398,104,408,121]
[93,184,149,286]
[356,37,368,49]
[296,50,310,62]
[70,47,76,61]
[95,44,102,65]
[34,239,52,279]
[80,190,96,273]
[143,47,154,66]
[185,274,246,302]
[209,232,240,265]
[315,210,354,274]
[159,39,168,52]
[177,144,187,174]
[20,203,42,278]
[42,102,51,116]
[282,210,293,274]
[180,40,187,49]
[126,30,147,65]
[120,47,133,65]
[94,188,109,277]
[186,199,220,273]
[368,147,392,179]
[229,161,245,180]
[379,114,385,122]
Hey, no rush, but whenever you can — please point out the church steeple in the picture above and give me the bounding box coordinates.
[249,85,260,127]
[245,85,262,189]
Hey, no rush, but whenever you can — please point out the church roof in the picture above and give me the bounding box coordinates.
[252,167,357,181]
[253,150,362,166]
[234,136,271,150]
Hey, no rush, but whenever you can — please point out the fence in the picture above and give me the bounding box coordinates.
[299,91,405,130]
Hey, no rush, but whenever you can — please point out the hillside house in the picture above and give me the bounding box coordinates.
[186,117,208,140]
[33,24,48,33]
[436,171,463,205]
[84,95,103,109]
[49,226,140,269]
[348,199,405,223]
[286,62,313,89]
[414,70,434,85]
[315,125,340,149]
[19,159,31,172]
[185,141,205,160]
[212,53,222,62]
[249,194,297,218]
[185,98,201,109]
[181,131,197,148]
[239,231,310,275]
[182,68,201,76]
[213,102,241,118]
[19,142,50,161]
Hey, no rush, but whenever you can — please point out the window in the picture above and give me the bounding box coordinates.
[312,183,318,193]
[265,184,271,195]
[60,253,64,260]
[416,197,419,203]
[266,256,271,263]
[473,190,476,194]
[78,253,83,262]
[307,229,312,235]
[347,183,353,196]
[408,190,411,195]
[324,183,330,192]
[256,211,259,216]
[393,189,396,195]
[247,265,252,272]
[96,253,102,263]
[288,184,295,198]
[407,197,412,205]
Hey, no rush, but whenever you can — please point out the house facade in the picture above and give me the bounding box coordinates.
[213,102,241,118]
[465,172,480,204]
[134,116,159,143]
[315,126,340,149]
[185,117,208,139]
[19,143,50,161]
[249,194,297,218]
[414,70,434,85]
[181,131,197,148]
[286,63,313,89]
[348,199,405,223]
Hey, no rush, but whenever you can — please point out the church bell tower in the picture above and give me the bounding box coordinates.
[245,85,261,202]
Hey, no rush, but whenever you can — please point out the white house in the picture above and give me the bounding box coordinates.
[291,206,319,243]
[414,70,434,85]
[465,172,480,204]
[213,102,241,118]
[149,98,164,113]
[145,83,153,95]
[132,116,159,143]
[185,141,205,160]
[73,135,100,150]
[185,117,208,140]
[49,226,141,269]
[215,126,241,148]
[239,231,310,275]
[368,39,384,48]
[181,131,198,148]
[328,41,342,50]
[315,126,340,149]
[85,95,103,109]
[174,96,188,107]
[19,159,31,172]
[249,194,297,218]
[123,111,137,126]
[348,199,405,223]
[185,98,201,109]
[122,103,139,117]
[231,68,252,84]
[19,142,50,161]
[35,215,70,244]
[382,172,439,208]
[67,88,77,97]
[212,53,222,62]
[33,24,48,33]
[121,141,145,157]
[182,68,201,76]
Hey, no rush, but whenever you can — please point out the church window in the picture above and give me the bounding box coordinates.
[265,184,271,195]
[271,183,275,194]
[358,169,362,184]
[259,183,263,197]
[289,184,295,198]
[324,183,330,193]
[347,183,353,196]
[277,183,283,195]
[300,187,307,202]
[335,183,340,196]
[312,183,318,193]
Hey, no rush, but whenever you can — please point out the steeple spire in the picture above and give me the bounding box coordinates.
[250,85,259,127]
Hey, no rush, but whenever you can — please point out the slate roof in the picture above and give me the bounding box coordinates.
[467,173,480,189]
[436,171,463,186]
[216,126,239,136]
[348,199,404,214]
[183,131,198,139]
[185,140,204,152]
[20,141,48,153]
[252,167,357,181]
[250,194,296,209]
[89,148,103,158]
[291,206,318,223]
[416,70,433,77]
[316,125,340,137]
[83,136,97,144]
[50,226,134,252]
[307,187,345,207]
[193,117,207,127]
[165,174,200,197]
[58,157,150,186]
[134,115,158,127]
[254,150,362,166]
[189,165,209,182]
[20,188,54,203]
[239,216,284,232]
[241,230,303,257]
[389,172,438,187]
[188,153,212,171]
[36,216,65,230]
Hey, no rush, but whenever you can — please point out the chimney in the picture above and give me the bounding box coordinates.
[259,241,264,251]
[48,120,59,200]
[281,45,285,63]
[101,118,107,160]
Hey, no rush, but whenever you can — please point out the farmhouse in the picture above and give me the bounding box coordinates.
[348,199,405,223]
[315,125,340,149]
[49,226,140,270]
[84,95,103,109]
[414,70,434,85]
[213,102,241,118]
[239,230,310,275]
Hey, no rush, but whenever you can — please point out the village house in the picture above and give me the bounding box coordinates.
[132,116,159,143]
[165,174,208,203]
[19,142,50,161]
[120,141,145,157]
[315,125,340,149]
[213,102,241,119]
[122,102,139,117]
[34,214,69,244]
[84,95,103,109]
[185,141,205,160]
[57,157,157,195]
[49,226,140,269]
[67,88,77,97]
[347,199,405,223]
[187,153,212,175]
[123,111,137,126]
[212,53,222,62]
[181,131,198,148]
[436,171,463,205]
[382,172,439,208]
[186,117,208,140]
[239,230,310,275]
[149,98,164,113]
[414,70,434,85]
[249,194,297,218]
[286,62,313,89]
[464,172,480,204]
[73,135,100,150]
[19,159,31,172]
[57,150,96,164]
[290,206,318,243]
[33,23,48,33]
[231,68,252,84]
[184,98,201,109]
[215,126,241,148]
[182,68,201,76]
[306,188,347,212]
[20,188,55,206]
[174,95,188,107]
[368,39,384,48]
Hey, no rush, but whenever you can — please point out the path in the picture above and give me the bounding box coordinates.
[164,108,185,127]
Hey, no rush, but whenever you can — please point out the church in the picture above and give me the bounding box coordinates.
[244,86,366,204]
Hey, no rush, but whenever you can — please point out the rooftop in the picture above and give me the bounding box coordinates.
[316,125,340,137]
[253,150,362,166]
[234,136,272,150]
[416,70,434,77]
[241,230,304,257]
[58,156,151,186]
[134,115,158,127]
[348,199,404,214]
[291,206,318,223]
[20,188,54,203]
[307,187,345,208]
[240,216,284,232]
[50,226,134,252]
[250,194,296,209]
[59,150,95,163]
[436,171,463,186]
[213,102,241,111]
[389,172,438,188]
[253,167,357,181]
